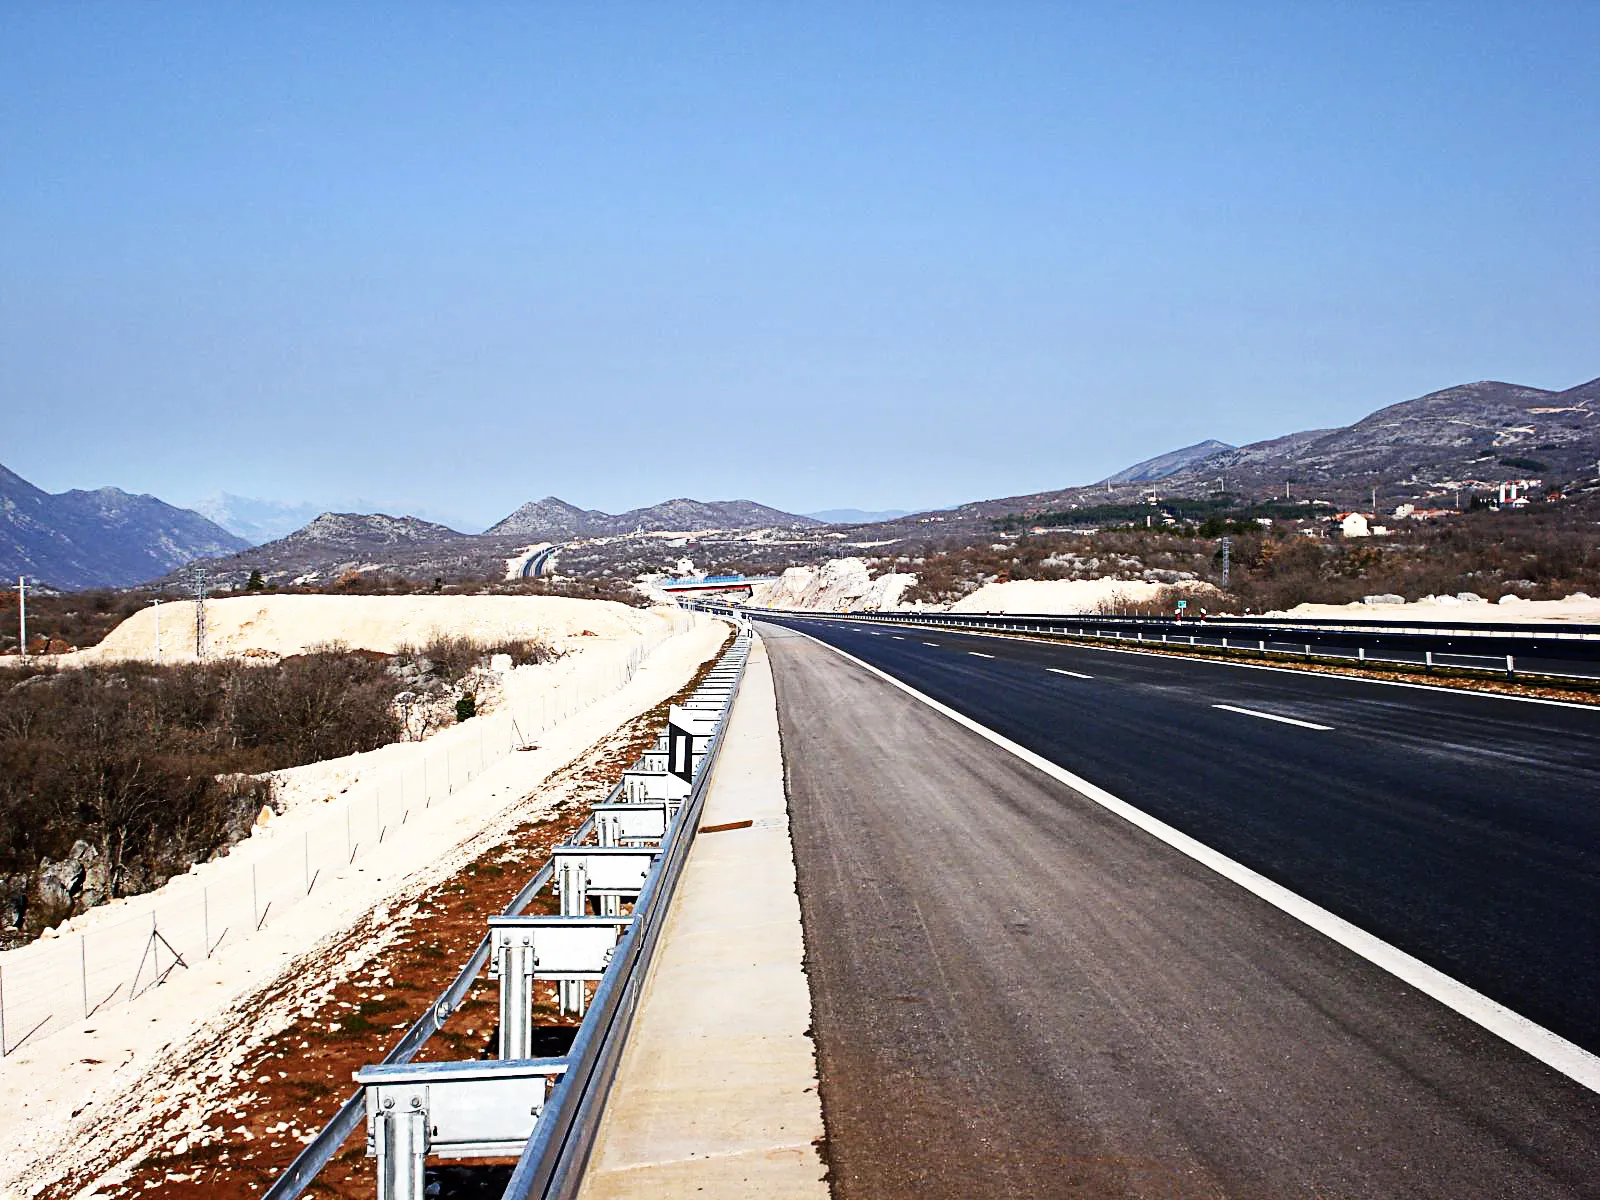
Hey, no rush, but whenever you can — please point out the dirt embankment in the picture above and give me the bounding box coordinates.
[69,593,669,665]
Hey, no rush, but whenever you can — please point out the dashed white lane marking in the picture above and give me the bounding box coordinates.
[891,636,905,640]
[968,652,995,659]
[789,629,1600,1095]
[922,641,940,647]
[1048,668,1093,680]
[1213,703,1333,731]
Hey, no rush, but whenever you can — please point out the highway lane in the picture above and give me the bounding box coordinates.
[763,614,1600,1058]
[760,623,1600,1198]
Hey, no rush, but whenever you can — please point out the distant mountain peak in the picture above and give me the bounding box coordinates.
[286,512,464,546]
[0,462,249,590]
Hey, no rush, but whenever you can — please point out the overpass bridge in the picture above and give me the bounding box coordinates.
[656,574,776,598]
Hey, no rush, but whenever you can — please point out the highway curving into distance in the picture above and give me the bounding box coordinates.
[756,615,1600,1198]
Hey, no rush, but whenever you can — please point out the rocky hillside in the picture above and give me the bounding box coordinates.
[487,497,612,539]
[168,512,481,588]
[487,495,819,539]
[1103,439,1236,484]
[0,463,250,590]
[174,495,824,588]
[937,375,1600,524]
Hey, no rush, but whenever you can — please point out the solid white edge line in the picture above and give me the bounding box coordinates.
[1047,667,1094,680]
[1213,703,1333,731]
[776,615,1600,712]
[967,652,995,659]
[783,625,1600,1095]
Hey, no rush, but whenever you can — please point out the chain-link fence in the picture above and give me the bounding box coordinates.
[0,616,699,1057]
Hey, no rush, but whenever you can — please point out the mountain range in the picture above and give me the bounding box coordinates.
[0,464,249,591]
[6,373,1597,591]
[806,508,916,523]
[487,497,818,540]
[941,377,1600,523]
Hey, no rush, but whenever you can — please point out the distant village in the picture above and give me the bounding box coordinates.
[1026,477,1556,540]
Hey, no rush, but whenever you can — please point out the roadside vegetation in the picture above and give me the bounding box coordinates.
[0,635,557,946]
[885,495,1600,612]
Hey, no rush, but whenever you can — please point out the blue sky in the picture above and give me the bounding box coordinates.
[3,2,1596,531]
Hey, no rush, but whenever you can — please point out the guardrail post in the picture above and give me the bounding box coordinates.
[557,858,588,1015]
[499,934,536,1060]
[373,1099,428,1200]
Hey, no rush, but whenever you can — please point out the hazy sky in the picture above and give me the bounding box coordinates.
[3,3,1596,530]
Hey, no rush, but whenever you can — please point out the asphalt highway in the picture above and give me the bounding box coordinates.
[759,619,1600,1198]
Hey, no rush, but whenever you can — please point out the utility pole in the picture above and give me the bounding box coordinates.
[191,566,208,659]
[152,597,162,658]
[1220,537,1232,589]
[16,577,24,659]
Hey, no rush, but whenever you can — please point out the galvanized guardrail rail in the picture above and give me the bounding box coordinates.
[267,623,752,1200]
[707,603,1600,683]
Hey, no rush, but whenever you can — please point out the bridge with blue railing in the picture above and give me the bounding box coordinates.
[657,574,777,596]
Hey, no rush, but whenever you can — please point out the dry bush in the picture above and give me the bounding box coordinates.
[0,649,405,942]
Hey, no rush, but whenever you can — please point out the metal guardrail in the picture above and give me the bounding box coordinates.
[705,603,1600,683]
[505,631,749,1198]
[263,820,586,1200]
[267,622,752,1200]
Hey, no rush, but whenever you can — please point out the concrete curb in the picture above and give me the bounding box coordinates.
[578,635,828,1198]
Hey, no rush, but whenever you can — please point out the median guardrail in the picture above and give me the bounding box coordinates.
[704,603,1600,683]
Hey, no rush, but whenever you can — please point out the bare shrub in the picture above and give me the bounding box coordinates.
[0,649,405,942]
